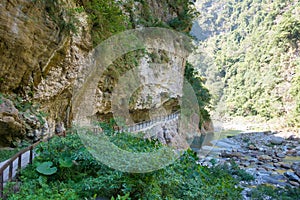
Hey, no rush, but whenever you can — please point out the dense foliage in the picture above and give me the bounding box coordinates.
[76,0,129,46]
[73,0,198,46]
[192,0,300,127]
[184,62,211,127]
[34,0,80,34]
[4,123,247,199]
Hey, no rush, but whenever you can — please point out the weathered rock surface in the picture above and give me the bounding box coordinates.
[0,98,25,146]
[0,0,92,137]
[0,97,50,146]
[0,0,198,147]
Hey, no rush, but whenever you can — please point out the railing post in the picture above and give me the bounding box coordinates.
[29,146,33,164]
[9,162,13,181]
[0,173,3,198]
[18,154,22,173]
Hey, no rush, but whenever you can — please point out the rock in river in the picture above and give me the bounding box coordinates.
[284,171,300,183]
[257,155,272,162]
[270,136,284,145]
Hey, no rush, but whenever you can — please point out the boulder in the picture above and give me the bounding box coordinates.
[284,171,300,183]
[0,98,25,147]
[291,162,300,177]
[270,136,284,145]
[220,151,243,158]
[275,152,286,158]
[280,163,291,169]
[257,155,272,161]
[248,144,258,150]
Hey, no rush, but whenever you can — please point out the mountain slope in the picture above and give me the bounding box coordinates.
[191,0,300,128]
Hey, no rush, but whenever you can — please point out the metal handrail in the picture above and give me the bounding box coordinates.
[0,133,65,198]
[119,111,180,132]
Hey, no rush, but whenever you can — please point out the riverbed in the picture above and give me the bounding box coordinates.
[191,128,300,199]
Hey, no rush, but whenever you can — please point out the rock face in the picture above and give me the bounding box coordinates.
[0,0,65,92]
[0,96,50,147]
[92,50,186,124]
[0,0,198,145]
[0,98,25,146]
[0,0,92,136]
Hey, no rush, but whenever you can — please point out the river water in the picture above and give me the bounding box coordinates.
[190,129,243,151]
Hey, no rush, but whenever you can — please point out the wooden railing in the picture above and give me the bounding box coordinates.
[0,133,65,198]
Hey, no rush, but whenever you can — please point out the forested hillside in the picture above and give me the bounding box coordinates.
[191,0,300,128]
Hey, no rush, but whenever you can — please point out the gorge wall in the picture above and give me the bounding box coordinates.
[0,0,205,147]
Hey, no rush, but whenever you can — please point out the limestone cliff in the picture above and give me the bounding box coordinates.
[0,0,196,146]
[0,0,92,144]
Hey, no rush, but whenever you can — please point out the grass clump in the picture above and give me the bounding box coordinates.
[250,185,300,200]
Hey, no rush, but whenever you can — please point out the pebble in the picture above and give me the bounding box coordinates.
[291,162,300,177]
[286,149,297,156]
[249,158,257,163]
[242,162,251,167]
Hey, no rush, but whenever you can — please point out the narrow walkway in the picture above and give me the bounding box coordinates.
[121,111,180,132]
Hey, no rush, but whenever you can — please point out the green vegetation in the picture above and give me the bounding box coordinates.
[0,149,18,162]
[193,0,300,127]
[75,0,198,46]
[4,123,248,199]
[0,141,31,162]
[184,62,211,127]
[7,95,47,126]
[125,0,198,33]
[250,185,300,200]
[34,0,80,34]
[77,0,129,46]
[0,92,3,104]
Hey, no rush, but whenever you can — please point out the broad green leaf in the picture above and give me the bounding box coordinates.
[59,157,73,168]
[36,161,57,175]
